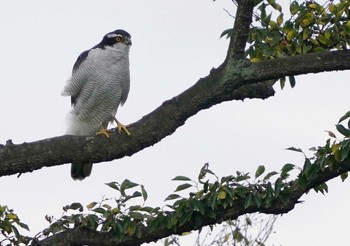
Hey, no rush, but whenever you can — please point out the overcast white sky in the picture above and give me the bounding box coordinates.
[1,1,350,245]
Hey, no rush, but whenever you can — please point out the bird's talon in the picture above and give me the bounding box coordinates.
[116,120,131,136]
[96,128,110,138]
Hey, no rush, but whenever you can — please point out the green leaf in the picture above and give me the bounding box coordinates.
[121,179,139,190]
[276,13,284,26]
[290,1,299,15]
[198,163,216,180]
[336,124,350,137]
[174,183,193,192]
[221,175,235,184]
[325,130,337,138]
[120,179,139,196]
[318,35,330,45]
[341,172,348,182]
[339,111,350,123]
[314,183,328,195]
[341,139,350,161]
[274,178,282,196]
[129,205,142,211]
[253,194,262,208]
[172,176,192,181]
[190,199,205,215]
[105,181,120,191]
[220,28,233,39]
[203,180,209,193]
[164,194,181,201]
[255,165,265,179]
[93,207,106,214]
[66,202,83,212]
[286,29,297,41]
[286,147,303,153]
[288,75,296,88]
[141,185,148,202]
[193,212,203,228]
[86,215,98,230]
[210,191,218,210]
[302,44,312,54]
[313,47,326,53]
[17,221,30,231]
[302,158,312,176]
[263,171,278,181]
[140,206,159,214]
[281,163,295,173]
[179,211,193,227]
[131,191,142,198]
[244,194,254,209]
[271,2,282,12]
[236,173,251,182]
[11,225,20,238]
[280,76,286,89]
[302,28,311,40]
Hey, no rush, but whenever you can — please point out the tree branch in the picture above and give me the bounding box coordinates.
[33,154,350,246]
[226,0,254,60]
[2,50,350,177]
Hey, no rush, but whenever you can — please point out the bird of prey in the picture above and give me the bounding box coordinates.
[62,29,132,180]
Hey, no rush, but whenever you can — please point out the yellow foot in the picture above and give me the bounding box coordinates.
[114,118,131,136]
[96,128,110,138]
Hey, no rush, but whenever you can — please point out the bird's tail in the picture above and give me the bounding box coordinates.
[71,162,93,180]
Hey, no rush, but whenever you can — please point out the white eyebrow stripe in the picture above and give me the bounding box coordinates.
[107,33,123,38]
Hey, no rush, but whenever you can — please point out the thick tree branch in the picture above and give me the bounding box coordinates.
[226,0,254,60]
[1,50,350,177]
[33,155,350,246]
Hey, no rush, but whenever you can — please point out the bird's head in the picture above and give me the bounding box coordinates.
[100,29,132,49]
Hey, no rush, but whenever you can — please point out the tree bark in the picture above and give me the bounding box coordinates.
[1,50,350,177]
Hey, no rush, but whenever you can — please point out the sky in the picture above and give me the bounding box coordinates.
[1,1,350,245]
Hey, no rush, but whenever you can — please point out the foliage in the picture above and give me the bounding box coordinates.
[22,111,350,245]
[247,0,350,59]
[3,110,350,244]
[297,110,350,190]
[27,162,289,244]
[0,205,31,246]
[222,0,350,88]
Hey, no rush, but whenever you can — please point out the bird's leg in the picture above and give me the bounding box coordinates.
[96,123,110,138]
[114,117,131,136]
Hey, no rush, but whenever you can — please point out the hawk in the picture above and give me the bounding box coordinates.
[62,29,132,180]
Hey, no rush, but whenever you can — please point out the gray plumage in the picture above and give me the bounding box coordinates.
[62,29,132,180]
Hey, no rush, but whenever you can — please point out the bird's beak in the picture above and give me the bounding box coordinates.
[125,38,132,46]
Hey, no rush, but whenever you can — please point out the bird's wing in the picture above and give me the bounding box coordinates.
[62,50,92,105]
[73,50,89,72]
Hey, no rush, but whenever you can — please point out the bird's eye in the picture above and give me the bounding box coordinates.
[116,36,122,42]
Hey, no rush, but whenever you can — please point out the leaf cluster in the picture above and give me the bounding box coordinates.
[39,179,150,242]
[222,0,350,89]
[0,205,31,246]
[297,111,350,193]
[35,162,298,245]
[251,0,350,88]
[246,0,350,60]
